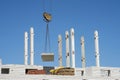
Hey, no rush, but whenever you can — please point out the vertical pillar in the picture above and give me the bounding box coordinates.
[81,36,86,68]
[24,32,28,65]
[0,59,1,65]
[70,28,75,68]
[58,35,62,67]
[30,27,34,65]
[0,59,2,75]
[94,30,100,67]
[65,31,70,67]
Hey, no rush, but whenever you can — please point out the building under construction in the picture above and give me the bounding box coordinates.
[0,27,120,80]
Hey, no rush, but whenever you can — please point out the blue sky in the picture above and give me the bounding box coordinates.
[0,0,120,67]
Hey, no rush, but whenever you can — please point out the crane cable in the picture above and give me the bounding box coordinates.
[42,0,53,52]
[42,0,53,13]
[44,23,51,52]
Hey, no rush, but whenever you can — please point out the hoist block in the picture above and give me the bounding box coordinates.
[43,12,52,22]
[41,53,54,61]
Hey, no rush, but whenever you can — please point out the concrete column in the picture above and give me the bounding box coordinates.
[70,28,75,68]
[30,27,34,65]
[0,59,2,65]
[81,36,86,68]
[94,30,100,67]
[24,32,28,65]
[65,31,70,67]
[58,35,62,67]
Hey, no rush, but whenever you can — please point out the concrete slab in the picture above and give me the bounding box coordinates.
[41,53,54,61]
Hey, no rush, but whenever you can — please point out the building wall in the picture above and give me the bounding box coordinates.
[0,65,120,80]
[0,65,43,75]
[110,68,120,77]
[84,66,120,78]
[75,68,85,76]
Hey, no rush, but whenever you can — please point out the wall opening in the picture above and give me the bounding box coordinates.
[101,69,111,77]
[1,68,10,74]
[81,70,84,76]
[25,69,37,74]
[43,66,54,74]
[108,70,111,76]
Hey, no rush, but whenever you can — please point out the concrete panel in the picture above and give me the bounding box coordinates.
[41,53,54,61]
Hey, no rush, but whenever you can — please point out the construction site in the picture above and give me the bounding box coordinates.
[0,0,120,80]
[0,27,120,80]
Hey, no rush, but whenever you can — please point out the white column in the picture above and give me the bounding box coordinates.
[0,59,1,65]
[58,35,62,67]
[94,30,100,67]
[30,27,34,65]
[0,59,1,75]
[65,31,70,67]
[70,28,75,68]
[24,32,28,65]
[81,36,86,68]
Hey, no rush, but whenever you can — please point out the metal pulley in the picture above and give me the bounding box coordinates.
[43,12,52,22]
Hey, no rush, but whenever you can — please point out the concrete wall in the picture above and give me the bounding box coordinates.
[85,67,120,78]
[0,65,43,75]
[109,68,120,77]
[0,65,120,80]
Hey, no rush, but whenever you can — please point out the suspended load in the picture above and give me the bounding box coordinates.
[41,53,54,61]
[41,13,54,61]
